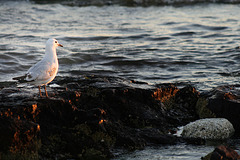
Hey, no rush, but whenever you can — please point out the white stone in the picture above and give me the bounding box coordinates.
[181,118,235,140]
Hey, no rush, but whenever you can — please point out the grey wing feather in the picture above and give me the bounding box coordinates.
[13,59,51,83]
[26,60,51,81]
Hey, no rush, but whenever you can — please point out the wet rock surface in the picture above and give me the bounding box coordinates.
[182,118,235,140]
[0,75,239,159]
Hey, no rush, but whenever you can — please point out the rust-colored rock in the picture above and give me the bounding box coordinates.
[152,84,179,102]
[210,145,240,160]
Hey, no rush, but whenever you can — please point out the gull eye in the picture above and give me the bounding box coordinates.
[55,41,57,43]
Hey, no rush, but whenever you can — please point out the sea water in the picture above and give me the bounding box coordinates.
[1,0,240,159]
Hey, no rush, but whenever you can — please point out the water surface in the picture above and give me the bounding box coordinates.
[1,1,240,159]
[1,1,240,91]
[113,145,214,160]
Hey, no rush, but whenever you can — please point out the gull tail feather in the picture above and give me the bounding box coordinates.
[13,75,28,83]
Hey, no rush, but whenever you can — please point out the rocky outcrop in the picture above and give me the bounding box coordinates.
[182,118,235,140]
[0,76,200,159]
[1,76,240,159]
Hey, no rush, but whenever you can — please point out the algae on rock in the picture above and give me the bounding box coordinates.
[195,97,216,119]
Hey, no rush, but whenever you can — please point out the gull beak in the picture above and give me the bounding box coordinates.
[58,44,63,47]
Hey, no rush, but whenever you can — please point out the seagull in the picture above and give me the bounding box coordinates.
[13,38,63,98]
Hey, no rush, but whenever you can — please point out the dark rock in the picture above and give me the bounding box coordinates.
[130,80,148,85]
[0,104,40,159]
[0,75,203,159]
[153,85,200,126]
[202,145,240,160]
[197,85,240,134]
[137,128,177,145]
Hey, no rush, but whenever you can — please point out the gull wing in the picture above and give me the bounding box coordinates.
[25,59,57,83]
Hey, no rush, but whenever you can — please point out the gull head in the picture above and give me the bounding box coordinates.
[46,38,63,48]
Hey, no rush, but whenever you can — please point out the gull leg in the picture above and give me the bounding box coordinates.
[38,86,43,97]
[44,85,49,98]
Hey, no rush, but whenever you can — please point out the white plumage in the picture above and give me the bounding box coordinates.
[13,38,63,97]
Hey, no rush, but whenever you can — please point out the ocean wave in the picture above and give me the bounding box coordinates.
[30,0,240,6]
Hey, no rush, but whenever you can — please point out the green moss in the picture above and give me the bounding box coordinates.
[74,124,92,136]
[83,148,107,160]
[162,97,175,110]
[1,137,41,160]
[127,115,146,128]
[86,87,100,97]
[195,97,216,118]
[40,134,67,158]
[92,131,115,147]
[0,151,39,160]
